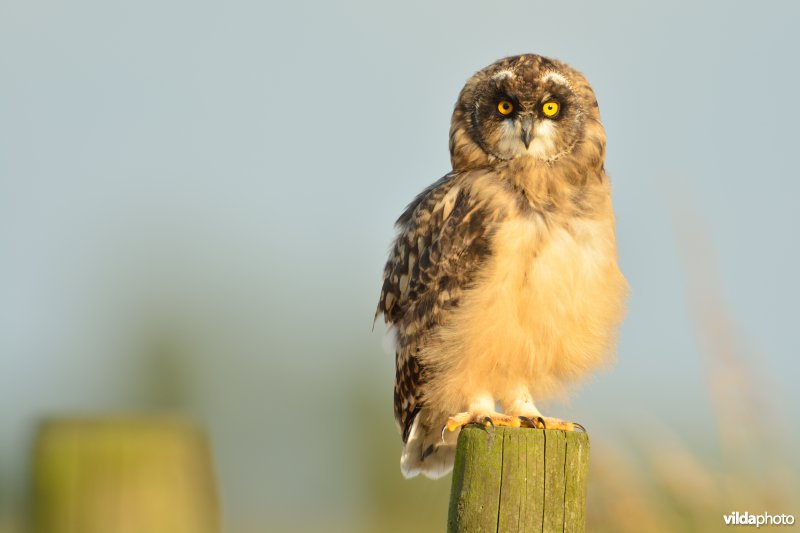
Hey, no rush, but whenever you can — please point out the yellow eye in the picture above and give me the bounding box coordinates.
[497,100,514,115]
[542,100,560,117]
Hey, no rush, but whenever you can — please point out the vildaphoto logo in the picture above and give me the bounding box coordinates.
[723,511,795,527]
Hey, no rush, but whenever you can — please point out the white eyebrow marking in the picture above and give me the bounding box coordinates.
[541,71,569,86]
[492,69,514,80]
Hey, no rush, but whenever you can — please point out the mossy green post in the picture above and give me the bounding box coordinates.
[448,426,589,533]
[32,416,220,533]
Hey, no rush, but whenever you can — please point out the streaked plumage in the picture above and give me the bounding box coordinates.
[377,54,628,478]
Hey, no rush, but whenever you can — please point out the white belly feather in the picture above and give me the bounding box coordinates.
[419,213,627,414]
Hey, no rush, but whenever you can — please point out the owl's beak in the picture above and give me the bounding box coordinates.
[520,116,534,148]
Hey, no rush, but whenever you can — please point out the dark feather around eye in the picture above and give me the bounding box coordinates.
[494,94,517,117]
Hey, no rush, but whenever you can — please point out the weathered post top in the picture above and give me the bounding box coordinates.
[448,426,590,533]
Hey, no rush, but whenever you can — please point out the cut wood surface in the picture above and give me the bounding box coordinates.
[448,426,589,533]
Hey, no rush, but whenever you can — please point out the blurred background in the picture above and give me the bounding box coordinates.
[1,0,798,531]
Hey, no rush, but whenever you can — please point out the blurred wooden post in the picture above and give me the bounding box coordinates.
[32,416,220,533]
[447,426,589,533]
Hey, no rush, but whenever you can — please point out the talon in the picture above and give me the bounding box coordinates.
[539,417,547,429]
[518,415,544,429]
[518,416,536,428]
[536,416,585,432]
[446,411,523,433]
[441,424,448,442]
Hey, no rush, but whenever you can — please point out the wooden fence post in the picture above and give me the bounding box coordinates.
[32,416,220,533]
[447,426,589,532]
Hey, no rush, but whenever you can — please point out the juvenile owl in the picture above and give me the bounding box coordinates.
[377,54,628,479]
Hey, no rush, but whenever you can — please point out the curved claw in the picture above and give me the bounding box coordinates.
[441,424,448,443]
[573,422,586,432]
[481,416,495,429]
[518,416,545,429]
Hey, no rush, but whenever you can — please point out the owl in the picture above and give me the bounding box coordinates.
[377,54,628,479]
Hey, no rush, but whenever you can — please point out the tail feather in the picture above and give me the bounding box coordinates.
[400,413,459,479]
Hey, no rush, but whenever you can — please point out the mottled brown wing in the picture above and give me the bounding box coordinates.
[377,173,498,441]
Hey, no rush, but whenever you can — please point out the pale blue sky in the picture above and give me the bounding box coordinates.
[1,0,798,528]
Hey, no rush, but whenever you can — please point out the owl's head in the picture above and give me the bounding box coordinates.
[449,54,605,171]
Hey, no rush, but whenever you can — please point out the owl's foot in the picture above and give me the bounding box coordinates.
[518,415,586,432]
[445,411,521,432]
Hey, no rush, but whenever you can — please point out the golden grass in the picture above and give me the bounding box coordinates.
[585,210,798,532]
